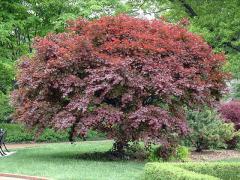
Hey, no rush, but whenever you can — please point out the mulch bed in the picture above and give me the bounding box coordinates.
[6,143,43,150]
[190,150,240,161]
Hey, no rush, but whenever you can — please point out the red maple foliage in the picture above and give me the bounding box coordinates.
[219,100,240,130]
[219,100,240,149]
[12,15,228,153]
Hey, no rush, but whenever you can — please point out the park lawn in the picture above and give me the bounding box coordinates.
[0,140,145,180]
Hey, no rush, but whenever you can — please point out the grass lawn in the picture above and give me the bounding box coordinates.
[1,140,240,180]
[0,140,145,180]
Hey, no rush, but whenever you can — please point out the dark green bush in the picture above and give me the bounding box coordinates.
[145,162,240,180]
[185,107,235,151]
[1,123,34,142]
[0,123,106,143]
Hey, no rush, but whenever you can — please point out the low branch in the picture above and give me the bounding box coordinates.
[169,0,197,18]
[178,0,197,18]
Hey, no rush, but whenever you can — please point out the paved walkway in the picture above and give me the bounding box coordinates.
[0,177,25,180]
[6,143,44,150]
[0,173,47,180]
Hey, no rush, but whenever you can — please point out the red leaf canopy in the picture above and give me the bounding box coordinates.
[12,15,228,145]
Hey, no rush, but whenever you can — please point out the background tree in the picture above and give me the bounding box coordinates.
[12,15,228,155]
[0,0,130,122]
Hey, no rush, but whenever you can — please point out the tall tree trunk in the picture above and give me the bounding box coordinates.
[113,140,128,156]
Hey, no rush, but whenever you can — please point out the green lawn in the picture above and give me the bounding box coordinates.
[1,140,240,180]
[0,140,145,180]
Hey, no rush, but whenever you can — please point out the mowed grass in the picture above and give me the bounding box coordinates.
[0,140,145,180]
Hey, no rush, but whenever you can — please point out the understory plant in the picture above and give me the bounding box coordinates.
[12,15,228,158]
[186,107,235,152]
[148,145,189,162]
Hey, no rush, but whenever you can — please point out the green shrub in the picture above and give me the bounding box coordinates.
[236,140,240,150]
[36,128,69,142]
[182,162,240,180]
[1,123,34,142]
[185,107,235,151]
[0,123,106,143]
[145,162,240,180]
[85,130,106,141]
[148,145,189,162]
[175,146,190,162]
[144,163,219,180]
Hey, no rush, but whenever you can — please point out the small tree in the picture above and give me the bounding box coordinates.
[220,101,240,130]
[219,100,240,149]
[12,15,228,156]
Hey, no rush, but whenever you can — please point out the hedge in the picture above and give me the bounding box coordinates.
[145,162,240,180]
[0,123,106,143]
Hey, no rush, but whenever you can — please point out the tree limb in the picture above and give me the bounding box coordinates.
[169,0,197,18]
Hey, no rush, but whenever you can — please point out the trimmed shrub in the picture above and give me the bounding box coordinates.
[182,162,240,180]
[186,107,235,151]
[0,123,105,143]
[144,162,240,180]
[144,163,219,180]
[12,15,228,156]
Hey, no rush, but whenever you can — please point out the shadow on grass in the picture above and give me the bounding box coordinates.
[23,150,133,162]
[22,149,146,163]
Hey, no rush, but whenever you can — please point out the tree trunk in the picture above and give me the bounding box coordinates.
[113,141,128,157]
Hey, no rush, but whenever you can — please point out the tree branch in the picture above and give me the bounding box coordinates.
[169,0,197,18]
[178,0,197,18]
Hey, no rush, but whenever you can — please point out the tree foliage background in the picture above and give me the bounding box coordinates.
[0,0,130,122]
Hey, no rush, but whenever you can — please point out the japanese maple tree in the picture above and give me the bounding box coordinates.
[12,15,228,155]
